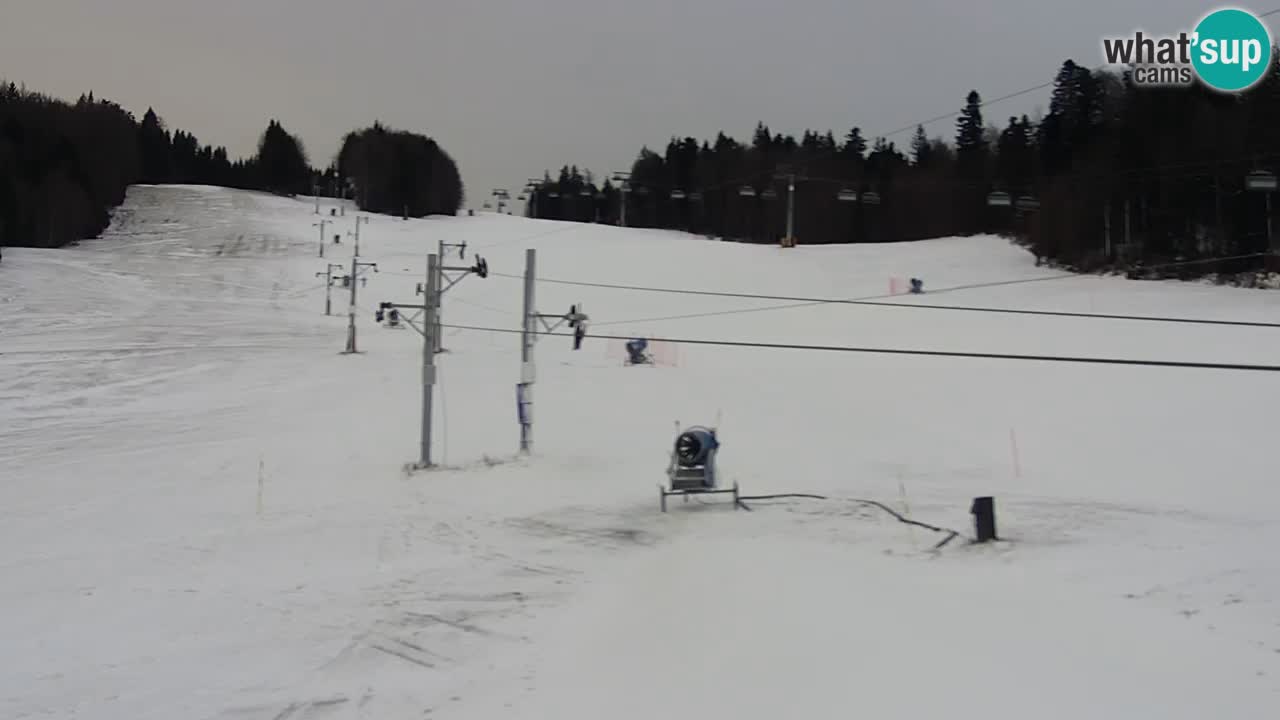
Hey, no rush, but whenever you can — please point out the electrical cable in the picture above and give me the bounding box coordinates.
[735,493,829,502]
[439,321,1280,373]
[733,493,963,549]
[449,296,513,316]
[469,220,592,250]
[490,258,1280,329]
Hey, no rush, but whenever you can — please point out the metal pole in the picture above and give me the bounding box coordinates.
[621,187,627,227]
[435,239,445,354]
[519,248,536,453]
[1124,198,1131,251]
[785,173,796,244]
[325,262,344,316]
[1214,174,1224,254]
[1104,200,1112,260]
[314,180,320,214]
[316,264,339,316]
[344,252,358,353]
[1267,192,1274,252]
[420,254,439,468]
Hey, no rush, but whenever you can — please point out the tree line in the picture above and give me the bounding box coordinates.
[0,81,465,250]
[530,53,1280,277]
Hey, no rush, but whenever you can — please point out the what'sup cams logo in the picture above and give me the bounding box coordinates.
[1102,7,1274,92]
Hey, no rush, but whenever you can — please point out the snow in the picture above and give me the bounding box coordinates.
[2,184,1279,719]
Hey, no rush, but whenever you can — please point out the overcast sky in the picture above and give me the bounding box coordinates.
[2,1,1276,206]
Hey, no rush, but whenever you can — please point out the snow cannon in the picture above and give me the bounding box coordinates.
[625,337,651,365]
[909,277,924,294]
[660,422,739,512]
[674,427,717,474]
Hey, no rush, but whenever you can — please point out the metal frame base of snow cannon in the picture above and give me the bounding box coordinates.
[659,481,740,512]
[659,423,738,512]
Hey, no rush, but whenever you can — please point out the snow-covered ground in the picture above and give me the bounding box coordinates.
[2,185,1279,719]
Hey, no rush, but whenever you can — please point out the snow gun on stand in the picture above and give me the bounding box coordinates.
[625,337,651,365]
[660,422,740,512]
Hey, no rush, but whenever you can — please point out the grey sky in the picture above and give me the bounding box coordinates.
[3,1,1276,207]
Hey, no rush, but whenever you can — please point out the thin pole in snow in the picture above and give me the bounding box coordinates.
[315,263,343,316]
[420,253,439,468]
[342,249,378,354]
[1010,428,1022,479]
[313,219,330,258]
[345,252,358,353]
[1267,193,1274,252]
[519,248,536,454]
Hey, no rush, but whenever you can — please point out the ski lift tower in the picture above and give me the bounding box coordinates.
[660,422,740,512]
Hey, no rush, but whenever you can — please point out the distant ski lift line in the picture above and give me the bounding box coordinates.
[438,323,1280,373]
[488,266,1280,330]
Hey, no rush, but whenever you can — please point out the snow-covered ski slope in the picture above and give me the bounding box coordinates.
[3,185,1280,719]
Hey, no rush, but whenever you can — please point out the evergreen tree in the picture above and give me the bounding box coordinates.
[843,127,867,158]
[911,124,933,167]
[996,116,1034,190]
[137,108,171,184]
[955,90,988,179]
[255,119,309,195]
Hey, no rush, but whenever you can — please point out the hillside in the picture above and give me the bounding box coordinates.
[2,185,1279,719]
